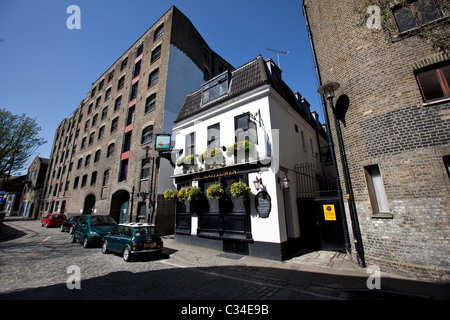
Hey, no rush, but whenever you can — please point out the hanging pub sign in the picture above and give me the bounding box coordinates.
[255,191,271,218]
[155,134,172,151]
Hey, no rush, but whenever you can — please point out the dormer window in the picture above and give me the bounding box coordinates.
[201,72,230,105]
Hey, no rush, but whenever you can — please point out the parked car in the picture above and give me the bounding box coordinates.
[70,215,117,248]
[102,223,164,262]
[41,213,67,228]
[60,215,81,232]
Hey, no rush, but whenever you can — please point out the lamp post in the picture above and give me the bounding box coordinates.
[318,81,365,268]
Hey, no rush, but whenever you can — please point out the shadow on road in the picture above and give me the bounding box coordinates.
[0,257,448,301]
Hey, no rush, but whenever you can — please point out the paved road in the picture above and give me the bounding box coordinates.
[0,219,448,308]
[0,219,343,301]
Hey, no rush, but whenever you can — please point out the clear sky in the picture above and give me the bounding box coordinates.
[0,0,324,173]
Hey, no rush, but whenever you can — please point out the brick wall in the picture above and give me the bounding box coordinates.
[304,0,450,281]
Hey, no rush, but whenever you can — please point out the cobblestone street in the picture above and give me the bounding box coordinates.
[1,218,448,307]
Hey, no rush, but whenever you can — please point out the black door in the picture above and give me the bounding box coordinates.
[314,197,347,252]
[297,199,321,250]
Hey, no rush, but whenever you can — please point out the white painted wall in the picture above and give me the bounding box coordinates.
[172,84,324,245]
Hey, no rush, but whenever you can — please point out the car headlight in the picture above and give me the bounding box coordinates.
[90,231,99,236]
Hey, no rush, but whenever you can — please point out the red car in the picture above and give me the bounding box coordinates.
[41,213,67,228]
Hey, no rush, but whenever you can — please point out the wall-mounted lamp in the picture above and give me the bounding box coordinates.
[253,176,262,191]
[281,174,290,189]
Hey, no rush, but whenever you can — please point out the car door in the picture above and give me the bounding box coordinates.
[76,216,88,241]
[116,226,131,252]
[107,226,123,252]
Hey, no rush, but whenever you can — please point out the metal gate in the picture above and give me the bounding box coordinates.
[295,162,346,252]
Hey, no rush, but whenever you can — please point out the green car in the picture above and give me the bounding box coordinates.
[102,223,164,262]
[71,215,117,248]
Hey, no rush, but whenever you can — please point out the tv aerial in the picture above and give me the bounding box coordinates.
[266,48,289,68]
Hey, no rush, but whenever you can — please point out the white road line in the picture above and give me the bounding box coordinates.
[42,236,51,242]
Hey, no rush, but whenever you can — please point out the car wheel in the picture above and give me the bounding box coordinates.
[70,233,77,243]
[123,246,132,262]
[102,241,110,254]
[83,237,89,248]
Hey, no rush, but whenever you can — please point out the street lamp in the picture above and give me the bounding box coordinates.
[318,81,366,268]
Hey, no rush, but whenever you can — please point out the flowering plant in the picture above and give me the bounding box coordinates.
[186,186,203,201]
[207,184,225,199]
[230,181,251,199]
[226,140,255,157]
[199,148,223,164]
[163,189,178,200]
[177,187,188,201]
[176,155,196,167]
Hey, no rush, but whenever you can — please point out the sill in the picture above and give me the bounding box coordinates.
[372,212,393,219]
[422,97,450,107]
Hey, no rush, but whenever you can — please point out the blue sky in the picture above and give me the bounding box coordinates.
[0,0,323,173]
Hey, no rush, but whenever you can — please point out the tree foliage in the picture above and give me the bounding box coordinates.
[0,108,46,184]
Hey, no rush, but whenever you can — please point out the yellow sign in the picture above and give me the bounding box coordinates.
[323,204,336,221]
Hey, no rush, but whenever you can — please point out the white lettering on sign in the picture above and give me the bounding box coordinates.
[366,5,381,30]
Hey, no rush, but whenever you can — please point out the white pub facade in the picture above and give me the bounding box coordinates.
[169,55,331,260]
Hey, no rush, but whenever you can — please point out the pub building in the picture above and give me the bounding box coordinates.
[168,55,329,260]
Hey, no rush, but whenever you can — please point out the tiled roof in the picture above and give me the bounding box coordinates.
[175,55,269,123]
[174,55,324,134]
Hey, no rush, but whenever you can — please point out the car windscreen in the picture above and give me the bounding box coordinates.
[134,226,157,236]
[90,216,116,226]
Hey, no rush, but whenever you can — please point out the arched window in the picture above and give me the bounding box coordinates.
[141,126,153,144]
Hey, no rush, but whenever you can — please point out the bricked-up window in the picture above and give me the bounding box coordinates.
[415,61,450,102]
[364,165,390,215]
[393,0,443,33]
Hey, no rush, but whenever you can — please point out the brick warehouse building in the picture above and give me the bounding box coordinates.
[303,0,449,281]
[40,6,233,234]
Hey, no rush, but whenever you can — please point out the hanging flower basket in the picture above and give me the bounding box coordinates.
[164,189,178,201]
[230,181,251,200]
[186,186,203,201]
[177,187,188,202]
[207,184,225,199]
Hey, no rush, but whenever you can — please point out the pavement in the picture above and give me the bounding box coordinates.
[1,216,449,300]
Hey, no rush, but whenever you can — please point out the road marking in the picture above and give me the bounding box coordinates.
[42,236,51,242]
